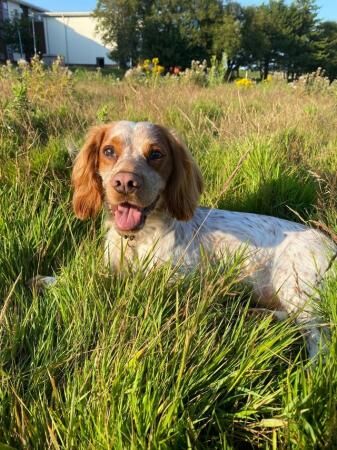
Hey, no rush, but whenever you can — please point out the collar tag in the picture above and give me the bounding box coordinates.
[123,234,135,241]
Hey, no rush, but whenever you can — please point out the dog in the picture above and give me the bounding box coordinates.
[69,121,336,358]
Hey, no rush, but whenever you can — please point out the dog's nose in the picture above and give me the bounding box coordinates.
[112,172,142,194]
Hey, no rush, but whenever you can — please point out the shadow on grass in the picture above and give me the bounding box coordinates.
[218,169,318,223]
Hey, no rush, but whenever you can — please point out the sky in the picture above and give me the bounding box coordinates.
[31,0,337,22]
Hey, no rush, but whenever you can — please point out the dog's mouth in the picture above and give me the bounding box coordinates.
[109,198,159,234]
[114,203,144,232]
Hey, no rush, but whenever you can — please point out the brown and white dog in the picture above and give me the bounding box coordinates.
[70,121,336,358]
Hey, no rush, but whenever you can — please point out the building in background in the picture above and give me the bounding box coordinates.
[43,12,115,66]
[0,0,115,66]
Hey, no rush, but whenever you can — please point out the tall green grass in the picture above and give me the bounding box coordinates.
[0,65,337,448]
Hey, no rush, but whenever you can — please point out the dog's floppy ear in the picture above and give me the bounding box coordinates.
[162,128,203,221]
[72,125,107,220]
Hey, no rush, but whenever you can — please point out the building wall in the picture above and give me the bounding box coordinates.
[43,13,115,66]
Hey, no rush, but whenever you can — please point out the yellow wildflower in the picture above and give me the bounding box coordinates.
[235,77,254,87]
[154,65,165,74]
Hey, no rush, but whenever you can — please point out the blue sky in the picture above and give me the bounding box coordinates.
[31,0,337,21]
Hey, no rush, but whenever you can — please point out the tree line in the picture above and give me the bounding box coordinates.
[94,0,337,80]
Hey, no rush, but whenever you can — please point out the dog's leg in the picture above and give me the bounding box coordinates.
[27,275,57,292]
[295,311,328,360]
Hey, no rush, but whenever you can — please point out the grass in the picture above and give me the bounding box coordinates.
[0,63,337,449]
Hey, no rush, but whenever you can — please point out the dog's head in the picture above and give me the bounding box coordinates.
[72,121,203,235]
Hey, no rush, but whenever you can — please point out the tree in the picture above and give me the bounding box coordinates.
[140,0,196,67]
[95,0,224,68]
[239,1,295,79]
[316,21,337,80]
[213,2,284,80]
[213,2,243,78]
[186,0,224,61]
[241,5,271,79]
[282,0,320,79]
[237,0,321,80]
[94,0,142,69]
[142,0,223,66]
[94,0,337,80]
[213,15,241,78]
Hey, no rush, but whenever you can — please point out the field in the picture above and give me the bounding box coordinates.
[1,63,337,449]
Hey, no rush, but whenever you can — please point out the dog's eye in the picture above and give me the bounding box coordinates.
[103,147,116,159]
[148,149,163,161]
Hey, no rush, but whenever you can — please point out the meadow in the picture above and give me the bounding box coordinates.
[0,60,337,449]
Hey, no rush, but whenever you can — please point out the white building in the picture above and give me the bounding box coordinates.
[43,12,115,66]
[0,0,116,66]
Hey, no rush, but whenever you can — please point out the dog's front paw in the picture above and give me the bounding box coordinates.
[27,275,57,292]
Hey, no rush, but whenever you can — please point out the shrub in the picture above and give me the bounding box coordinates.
[124,57,165,83]
[0,56,76,145]
[179,59,208,86]
[292,67,337,94]
[208,53,228,86]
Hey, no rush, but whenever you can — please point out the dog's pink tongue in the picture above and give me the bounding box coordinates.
[115,204,143,231]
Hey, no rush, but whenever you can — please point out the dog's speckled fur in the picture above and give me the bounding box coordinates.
[72,121,336,358]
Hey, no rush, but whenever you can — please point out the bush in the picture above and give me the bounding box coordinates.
[0,57,76,145]
[292,67,337,94]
